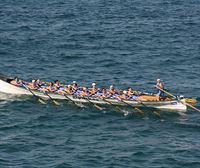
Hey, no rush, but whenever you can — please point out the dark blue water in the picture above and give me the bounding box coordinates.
[0,0,200,167]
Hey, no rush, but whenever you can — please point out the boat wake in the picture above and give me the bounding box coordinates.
[0,93,28,106]
[0,93,19,100]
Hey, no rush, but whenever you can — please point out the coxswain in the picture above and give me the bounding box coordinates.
[155,79,164,101]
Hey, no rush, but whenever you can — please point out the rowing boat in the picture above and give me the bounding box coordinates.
[0,75,187,111]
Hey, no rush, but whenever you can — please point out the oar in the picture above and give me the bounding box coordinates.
[37,85,60,106]
[43,91,60,106]
[83,97,104,110]
[62,90,103,110]
[120,99,144,114]
[22,83,46,104]
[156,86,200,113]
[62,91,83,107]
[102,98,124,112]
[134,99,161,117]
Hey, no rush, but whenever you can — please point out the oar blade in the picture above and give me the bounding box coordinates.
[53,100,60,106]
[153,111,161,117]
[94,104,104,110]
[38,98,46,104]
[134,107,144,114]
[185,98,197,104]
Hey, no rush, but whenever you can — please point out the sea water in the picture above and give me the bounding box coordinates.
[0,0,200,167]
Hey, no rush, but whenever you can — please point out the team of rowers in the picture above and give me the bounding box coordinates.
[10,77,165,101]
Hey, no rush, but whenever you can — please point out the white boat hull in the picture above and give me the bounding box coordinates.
[0,79,187,112]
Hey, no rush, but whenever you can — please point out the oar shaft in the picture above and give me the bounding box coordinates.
[84,97,103,110]
[22,83,46,104]
[37,85,60,105]
[102,98,124,112]
[156,86,175,98]
[185,101,200,113]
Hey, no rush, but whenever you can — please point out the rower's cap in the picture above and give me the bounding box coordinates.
[123,90,127,94]
[110,85,113,88]
[92,83,96,86]
[157,79,161,82]
[67,85,71,87]
[72,81,77,84]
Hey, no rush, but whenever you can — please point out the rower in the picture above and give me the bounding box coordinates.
[100,88,108,98]
[64,85,73,94]
[54,80,61,89]
[127,87,134,97]
[108,85,115,96]
[10,77,22,86]
[89,83,98,95]
[36,79,49,92]
[155,79,164,101]
[28,79,37,89]
[79,87,90,97]
[72,81,78,91]
[92,88,105,98]
[118,90,129,101]
[36,79,42,87]
[46,82,56,92]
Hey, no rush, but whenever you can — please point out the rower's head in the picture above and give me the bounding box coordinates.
[109,85,114,90]
[36,79,40,83]
[72,81,78,87]
[14,77,19,82]
[32,79,36,83]
[128,87,133,91]
[92,83,96,87]
[55,80,60,84]
[123,90,127,95]
[67,85,72,90]
[49,82,54,86]
[157,79,161,83]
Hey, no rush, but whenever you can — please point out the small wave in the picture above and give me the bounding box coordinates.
[131,151,146,156]
[0,93,30,106]
[61,55,86,60]
[174,122,200,130]
[19,25,32,31]
[0,123,20,131]
[56,13,76,19]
